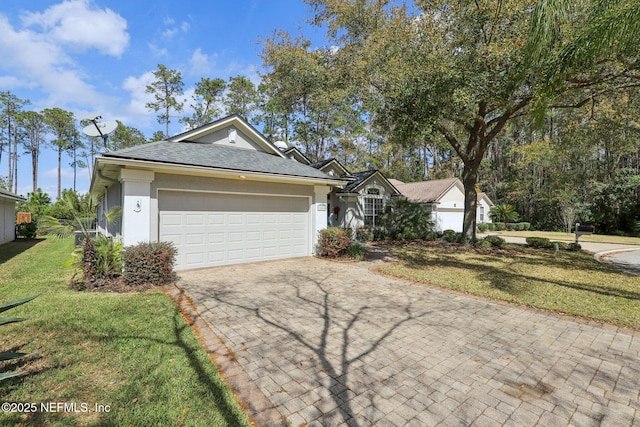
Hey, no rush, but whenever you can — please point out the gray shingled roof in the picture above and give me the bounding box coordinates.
[340,170,378,193]
[102,141,335,181]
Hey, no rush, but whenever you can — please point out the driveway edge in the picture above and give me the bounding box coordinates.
[163,283,286,427]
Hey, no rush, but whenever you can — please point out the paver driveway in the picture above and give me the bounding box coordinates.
[175,257,640,426]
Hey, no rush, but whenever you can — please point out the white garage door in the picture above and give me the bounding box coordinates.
[436,209,464,232]
[159,191,310,270]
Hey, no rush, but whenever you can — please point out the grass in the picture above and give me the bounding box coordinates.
[490,230,640,246]
[0,237,251,427]
[378,242,640,328]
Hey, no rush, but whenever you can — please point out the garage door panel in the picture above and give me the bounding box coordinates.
[208,214,225,225]
[186,233,205,245]
[160,191,309,270]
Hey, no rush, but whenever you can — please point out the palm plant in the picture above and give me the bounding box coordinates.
[489,204,520,223]
[38,192,121,283]
[1,296,37,381]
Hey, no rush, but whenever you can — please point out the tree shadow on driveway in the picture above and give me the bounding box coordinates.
[180,264,452,426]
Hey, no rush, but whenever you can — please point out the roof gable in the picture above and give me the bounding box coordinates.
[339,170,400,195]
[283,147,311,165]
[309,158,351,178]
[168,115,286,158]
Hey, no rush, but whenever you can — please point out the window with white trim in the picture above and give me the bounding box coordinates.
[479,206,485,222]
[364,188,384,226]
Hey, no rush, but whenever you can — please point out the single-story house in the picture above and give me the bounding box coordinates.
[388,178,494,232]
[90,115,345,271]
[0,189,25,245]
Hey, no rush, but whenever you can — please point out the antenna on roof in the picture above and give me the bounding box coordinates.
[82,115,118,149]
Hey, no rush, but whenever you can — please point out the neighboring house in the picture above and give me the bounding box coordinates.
[0,189,25,245]
[90,115,345,271]
[307,158,401,229]
[388,178,494,232]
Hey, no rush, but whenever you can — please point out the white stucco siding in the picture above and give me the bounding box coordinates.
[0,198,16,245]
[191,126,264,151]
[437,184,465,209]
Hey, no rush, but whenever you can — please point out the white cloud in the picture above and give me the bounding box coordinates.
[188,48,214,75]
[0,1,128,109]
[148,43,168,58]
[122,71,155,116]
[20,0,129,57]
[161,19,190,39]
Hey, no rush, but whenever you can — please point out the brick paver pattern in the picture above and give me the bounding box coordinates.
[178,258,640,427]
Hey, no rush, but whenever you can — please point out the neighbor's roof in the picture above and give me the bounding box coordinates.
[393,178,459,203]
[387,178,405,188]
[101,140,337,181]
[0,188,25,202]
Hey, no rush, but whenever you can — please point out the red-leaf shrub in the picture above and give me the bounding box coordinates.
[317,227,352,258]
[123,242,177,286]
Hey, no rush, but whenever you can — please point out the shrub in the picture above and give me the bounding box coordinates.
[487,223,496,231]
[494,222,506,231]
[355,226,374,242]
[505,223,516,231]
[474,239,492,249]
[317,227,352,258]
[520,222,531,231]
[346,241,366,260]
[477,223,489,233]
[555,241,570,250]
[568,242,582,252]
[423,231,439,241]
[377,199,434,241]
[484,235,505,248]
[93,235,123,279]
[526,237,553,249]
[16,222,38,239]
[123,241,177,286]
[441,229,458,243]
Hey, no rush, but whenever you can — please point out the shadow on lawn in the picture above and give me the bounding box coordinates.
[0,239,45,265]
[394,245,640,301]
[85,307,249,427]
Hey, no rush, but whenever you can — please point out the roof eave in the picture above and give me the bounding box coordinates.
[93,157,347,190]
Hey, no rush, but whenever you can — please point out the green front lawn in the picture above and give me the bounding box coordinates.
[0,238,251,427]
[378,242,640,328]
[489,230,640,246]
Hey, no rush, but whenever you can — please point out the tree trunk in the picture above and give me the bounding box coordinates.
[57,146,62,199]
[461,163,479,244]
[32,149,38,192]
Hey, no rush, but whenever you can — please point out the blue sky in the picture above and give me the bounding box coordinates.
[0,0,324,199]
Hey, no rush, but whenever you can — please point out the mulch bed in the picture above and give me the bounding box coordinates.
[70,276,159,293]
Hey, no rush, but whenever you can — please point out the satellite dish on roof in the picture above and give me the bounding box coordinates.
[82,120,117,137]
[274,140,288,151]
[82,116,118,149]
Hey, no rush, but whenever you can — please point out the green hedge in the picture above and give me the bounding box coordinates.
[526,237,553,249]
